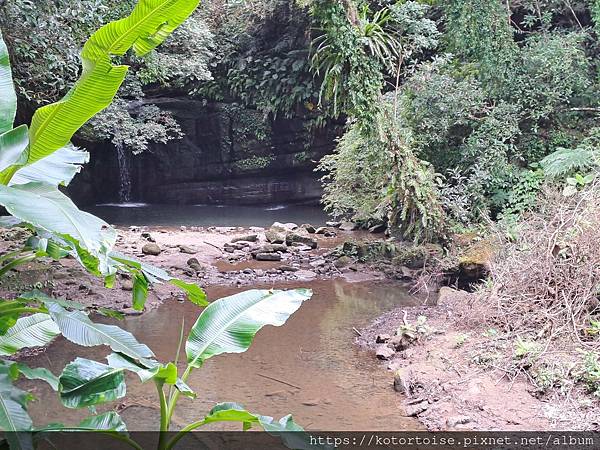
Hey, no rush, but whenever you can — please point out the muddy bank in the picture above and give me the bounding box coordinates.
[358,287,600,431]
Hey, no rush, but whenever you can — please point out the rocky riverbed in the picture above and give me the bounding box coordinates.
[0,221,414,314]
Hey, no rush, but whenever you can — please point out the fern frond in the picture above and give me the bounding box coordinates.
[540,147,597,179]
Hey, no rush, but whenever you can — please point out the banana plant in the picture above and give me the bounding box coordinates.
[0,1,207,316]
[0,289,322,450]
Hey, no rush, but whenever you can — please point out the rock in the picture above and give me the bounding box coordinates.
[405,401,428,417]
[129,226,140,232]
[438,286,458,305]
[142,243,162,256]
[286,232,317,249]
[242,268,253,274]
[333,256,353,269]
[446,416,471,428]
[326,221,341,228]
[141,232,156,242]
[295,270,317,280]
[256,253,282,261]
[389,334,413,351]
[52,271,69,280]
[301,399,319,407]
[122,307,144,316]
[254,269,265,277]
[368,224,386,234]
[121,279,133,291]
[265,228,286,244]
[272,222,298,231]
[231,234,258,243]
[301,224,316,233]
[309,259,326,268]
[278,265,299,272]
[178,245,198,254]
[399,266,415,280]
[253,243,287,254]
[376,334,391,344]
[339,221,358,231]
[393,369,409,394]
[187,258,203,272]
[393,243,443,269]
[180,226,187,231]
[375,345,395,360]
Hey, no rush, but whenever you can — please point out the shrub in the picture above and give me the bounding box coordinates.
[483,183,600,341]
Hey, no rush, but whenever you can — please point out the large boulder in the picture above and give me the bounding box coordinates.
[265,227,286,244]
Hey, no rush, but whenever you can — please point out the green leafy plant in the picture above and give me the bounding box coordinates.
[578,350,600,396]
[540,147,597,179]
[514,336,540,359]
[563,173,595,196]
[0,289,316,449]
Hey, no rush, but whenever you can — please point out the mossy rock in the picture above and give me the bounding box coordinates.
[340,240,397,262]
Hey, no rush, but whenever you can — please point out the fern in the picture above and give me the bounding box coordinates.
[540,147,597,179]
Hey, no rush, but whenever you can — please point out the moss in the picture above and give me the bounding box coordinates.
[458,240,494,268]
[232,155,276,172]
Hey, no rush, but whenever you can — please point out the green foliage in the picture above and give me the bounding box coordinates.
[197,0,317,118]
[540,147,597,178]
[309,0,384,122]
[320,94,445,242]
[579,350,600,396]
[443,0,518,97]
[0,1,214,154]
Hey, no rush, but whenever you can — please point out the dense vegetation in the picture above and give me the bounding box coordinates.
[311,0,600,242]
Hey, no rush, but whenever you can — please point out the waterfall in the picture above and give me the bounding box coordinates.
[116,142,132,203]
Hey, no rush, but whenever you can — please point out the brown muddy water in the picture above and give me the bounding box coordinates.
[19,280,423,431]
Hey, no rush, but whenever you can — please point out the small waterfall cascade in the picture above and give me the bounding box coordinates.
[116,142,132,203]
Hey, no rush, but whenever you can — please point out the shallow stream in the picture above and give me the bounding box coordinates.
[21,279,422,431]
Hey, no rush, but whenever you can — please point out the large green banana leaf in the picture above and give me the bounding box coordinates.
[46,302,154,362]
[0,182,116,261]
[0,314,60,356]
[111,252,208,307]
[167,403,322,450]
[10,145,89,187]
[59,358,126,409]
[0,374,33,449]
[0,29,16,135]
[0,126,28,180]
[24,0,201,170]
[186,289,312,368]
[106,352,195,398]
[77,411,127,431]
[0,360,59,391]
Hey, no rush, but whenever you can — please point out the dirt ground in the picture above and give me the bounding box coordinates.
[358,287,600,431]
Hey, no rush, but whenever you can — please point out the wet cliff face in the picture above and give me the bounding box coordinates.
[69,99,338,206]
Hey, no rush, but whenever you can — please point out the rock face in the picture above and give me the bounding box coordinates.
[70,99,339,206]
